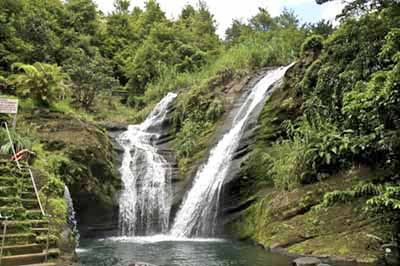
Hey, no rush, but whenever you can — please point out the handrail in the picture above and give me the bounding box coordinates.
[3,122,21,169]
[2,122,45,216]
[28,169,45,216]
[1,121,50,261]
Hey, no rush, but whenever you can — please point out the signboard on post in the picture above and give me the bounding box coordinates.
[0,98,19,128]
[0,98,18,114]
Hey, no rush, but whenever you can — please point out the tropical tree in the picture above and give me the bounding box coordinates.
[7,62,69,106]
[63,50,119,109]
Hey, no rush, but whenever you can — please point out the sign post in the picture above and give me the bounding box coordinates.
[0,98,19,129]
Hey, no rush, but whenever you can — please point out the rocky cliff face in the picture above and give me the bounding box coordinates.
[23,111,121,237]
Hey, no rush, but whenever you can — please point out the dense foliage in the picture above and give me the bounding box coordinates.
[0,0,222,110]
[1,0,399,258]
[243,0,400,245]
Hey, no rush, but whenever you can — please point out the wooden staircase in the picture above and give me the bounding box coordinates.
[0,161,60,266]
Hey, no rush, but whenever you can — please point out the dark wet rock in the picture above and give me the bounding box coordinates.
[58,226,76,254]
[292,257,321,266]
[99,122,128,131]
[382,243,400,266]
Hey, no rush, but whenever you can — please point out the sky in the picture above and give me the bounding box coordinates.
[94,0,345,37]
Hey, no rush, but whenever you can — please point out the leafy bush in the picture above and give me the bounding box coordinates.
[270,138,308,190]
[63,51,119,109]
[175,119,203,158]
[41,176,65,198]
[0,128,34,155]
[206,97,224,121]
[7,63,69,107]
[301,34,324,56]
[367,185,400,211]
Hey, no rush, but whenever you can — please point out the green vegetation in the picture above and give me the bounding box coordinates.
[1,0,399,262]
[234,1,400,260]
[7,62,69,106]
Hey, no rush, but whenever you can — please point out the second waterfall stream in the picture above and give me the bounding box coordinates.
[171,65,293,237]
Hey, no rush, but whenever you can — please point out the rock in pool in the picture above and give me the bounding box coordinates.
[292,257,322,266]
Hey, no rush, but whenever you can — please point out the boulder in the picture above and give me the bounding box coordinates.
[292,257,321,266]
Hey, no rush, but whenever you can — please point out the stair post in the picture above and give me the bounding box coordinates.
[0,218,8,266]
[45,216,50,262]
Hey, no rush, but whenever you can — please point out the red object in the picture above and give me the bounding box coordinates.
[10,149,29,161]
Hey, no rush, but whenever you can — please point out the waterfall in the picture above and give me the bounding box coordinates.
[171,66,292,237]
[64,185,80,246]
[118,92,177,236]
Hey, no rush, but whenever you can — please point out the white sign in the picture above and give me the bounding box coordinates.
[0,98,18,114]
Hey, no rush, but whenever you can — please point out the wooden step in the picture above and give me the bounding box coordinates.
[0,170,28,179]
[0,197,20,206]
[2,233,36,245]
[1,244,43,256]
[26,210,43,220]
[0,207,25,218]
[1,252,45,266]
[0,177,16,186]
[2,219,48,234]
[0,198,41,210]
[21,199,39,209]
[0,186,15,197]
[31,228,49,235]
[6,220,48,228]
[20,192,36,199]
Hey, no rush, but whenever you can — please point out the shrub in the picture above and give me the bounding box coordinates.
[0,128,34,155]
[7,62,69,107]
[301,34,324,56]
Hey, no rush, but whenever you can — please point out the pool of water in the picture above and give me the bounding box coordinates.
[78,236,293,266]
[78,235,371,266]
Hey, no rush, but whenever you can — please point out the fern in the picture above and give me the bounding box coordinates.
[320,190,355,207]
[319,182,387,208]
[367,185,400,210]
[0,128,34,155]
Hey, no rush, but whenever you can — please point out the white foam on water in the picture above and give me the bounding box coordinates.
[103,234,226,244]
[76,248,90,253]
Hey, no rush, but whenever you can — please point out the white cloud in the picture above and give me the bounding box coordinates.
[320,0,345,25]
[94,0,342,36]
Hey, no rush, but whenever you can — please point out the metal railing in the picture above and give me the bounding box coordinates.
[1,122,51,262]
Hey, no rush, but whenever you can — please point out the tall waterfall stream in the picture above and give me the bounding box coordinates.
[171,66,292,237]
[118,92,177,236]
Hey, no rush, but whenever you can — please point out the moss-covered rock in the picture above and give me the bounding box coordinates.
[227,170,389,263]
[22,111,121,235]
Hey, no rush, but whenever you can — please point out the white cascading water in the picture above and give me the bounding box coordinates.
[171,65,292,237]
[64,185,80,246]
[118,92,177,236]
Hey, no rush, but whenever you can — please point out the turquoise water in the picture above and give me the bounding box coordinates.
[78,236,370,266]
[78,236,293,266]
